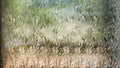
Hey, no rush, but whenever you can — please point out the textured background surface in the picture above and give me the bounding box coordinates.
[1,0,120,68]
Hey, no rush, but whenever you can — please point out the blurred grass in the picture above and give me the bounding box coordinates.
[1,0,119,67]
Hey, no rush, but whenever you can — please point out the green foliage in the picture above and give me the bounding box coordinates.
[3,0,113,47]
[8,0,56,28]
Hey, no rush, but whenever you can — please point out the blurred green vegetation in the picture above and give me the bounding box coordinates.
[1,0,109,47]
[8,0,56,28]
[2,0,116,53]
